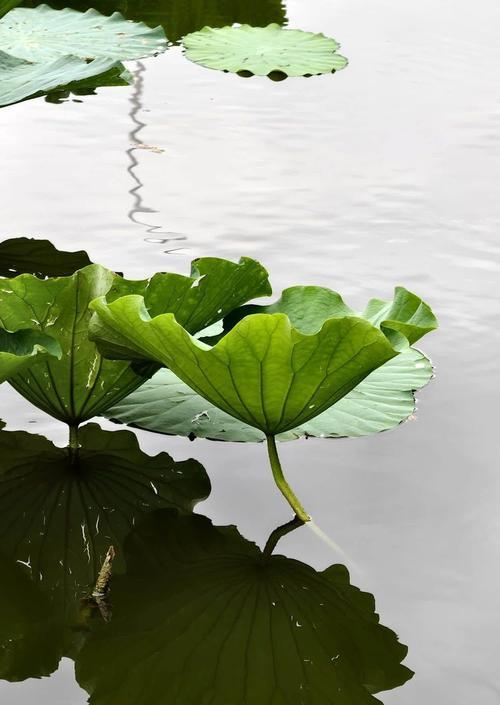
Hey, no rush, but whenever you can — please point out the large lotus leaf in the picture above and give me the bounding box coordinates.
[1,258,267,424]
[0,326,60,383]
[89,297,408,434]
[76,510,413,705]
[220,286,438,345]
[0,423,210,604]
[105,347,433,441]
[183,24,348,78]
[0,49,127,107]
[0,237,92,277]
[0,6,167,62]
[0,265,150,424]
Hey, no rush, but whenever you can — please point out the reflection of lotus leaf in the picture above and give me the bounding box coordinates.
[0,556,62,681]
[0,423,210,682]
[0,423,210,599]
[19,0,287,45]
[0,6,167,62]
[76,510,413,705]
[0,237,93,278]
[183,24,348,78]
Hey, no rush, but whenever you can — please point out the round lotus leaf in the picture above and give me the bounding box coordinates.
[0,5,167,62]
[183,23,348,78]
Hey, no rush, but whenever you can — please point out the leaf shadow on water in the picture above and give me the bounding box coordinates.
[20,0,288,45]
[0,237,93,278]
[0,422,413,703]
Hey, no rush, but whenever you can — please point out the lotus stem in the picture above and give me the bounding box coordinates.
[266,435,310,523]
[262,515,305,558]
[68,424,80,464]
[69,424,79,449]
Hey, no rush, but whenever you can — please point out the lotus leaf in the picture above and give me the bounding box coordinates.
[0,236,92,277]
[183,24,348,78]
[219,285,438,345]
[0,258,269,432]
[0,6,167,62]
[105,347,433,441]
[0,49,128,107]
[0,326,60,383]
[90,284,437,520]
[76,510,413,705]
[0,423,210,681]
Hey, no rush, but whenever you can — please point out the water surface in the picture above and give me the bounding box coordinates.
[1,0,499,703]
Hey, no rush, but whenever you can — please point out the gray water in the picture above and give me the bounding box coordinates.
[1,0,499,702]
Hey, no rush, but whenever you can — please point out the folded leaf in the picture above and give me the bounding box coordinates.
[0,257,270,425]
[220,285,438,343]
[0,265,148,424]
[0,326,60,383]
[90,297,404,434]
[105,347,433,441]
[76,510,413,705]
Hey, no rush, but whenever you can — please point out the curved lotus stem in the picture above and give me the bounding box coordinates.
[266,435,310,523]
[262,515,305,558]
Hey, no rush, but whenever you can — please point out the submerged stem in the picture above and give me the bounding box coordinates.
[266,435,310,523]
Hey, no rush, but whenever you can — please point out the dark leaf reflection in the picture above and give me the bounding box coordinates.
[0,423,412,703]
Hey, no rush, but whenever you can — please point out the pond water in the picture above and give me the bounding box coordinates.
[1,0,499,703]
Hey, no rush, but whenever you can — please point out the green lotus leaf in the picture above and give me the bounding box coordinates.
[90,302,410,435]
[90,283,437,520]
[219,285,438,346]
[0,264,149,425]
[0,423,210,681]
[183,24,348,78]
[1,257,268,427]
[0,5,167,62]
[76,510,413,705]
[0,49,128,107]
[0,326,60,383]
[0,237,92,277]
[105,347,433,441]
